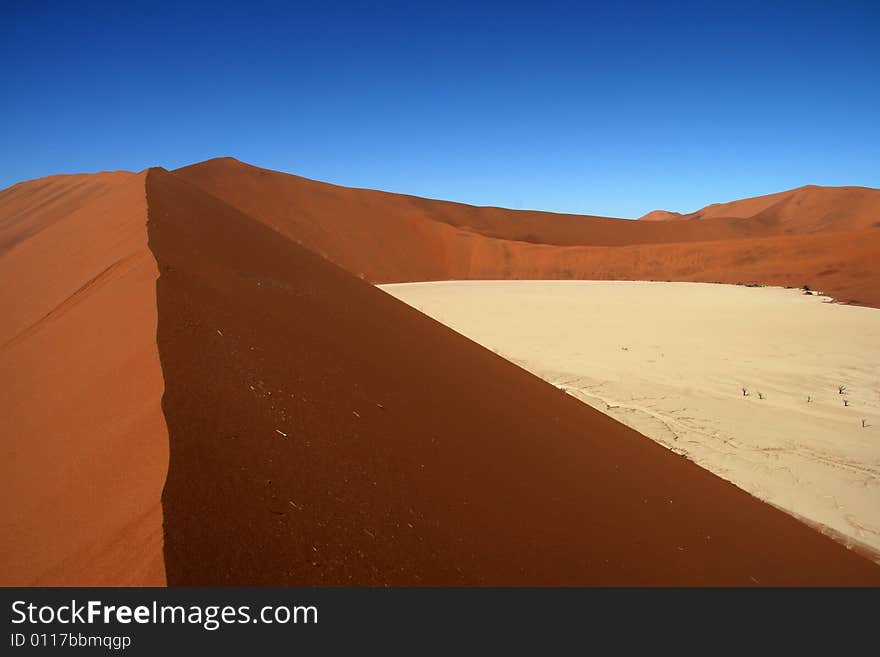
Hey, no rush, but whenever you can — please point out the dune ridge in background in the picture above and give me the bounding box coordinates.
[2,159,879,585]
[147,167,880,585]
[642,184,880,232]
[638,209,685,222]
[0,171,167,586]
[174,158,880,307]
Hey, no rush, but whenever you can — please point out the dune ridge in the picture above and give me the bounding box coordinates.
[1,161,879,585]
[147,167,880,585]
[642,185,880,233]
[174,158,880,307]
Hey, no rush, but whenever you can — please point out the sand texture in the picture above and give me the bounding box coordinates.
[3,160,880,585]
[0,172,167,585]
[382,281,880,559]
[146,168,880,585]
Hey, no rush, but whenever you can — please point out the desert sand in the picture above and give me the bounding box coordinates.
[381,280,880,558]
[0,172,168,585]
[176,158,880,307]
[145,168,880,585]
[3,160,880,586]
[641,184,880,232]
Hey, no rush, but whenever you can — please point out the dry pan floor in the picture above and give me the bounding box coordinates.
[381,280,880,558]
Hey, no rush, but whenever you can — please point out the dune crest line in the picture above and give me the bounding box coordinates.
[174,158,880,308]
[2,160,879,585]
[146,167,880,585]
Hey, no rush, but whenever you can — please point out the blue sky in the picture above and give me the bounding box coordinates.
[2,1,878,217]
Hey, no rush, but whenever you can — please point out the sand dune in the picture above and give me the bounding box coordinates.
[643,185,880,234]
[2,160,879,585]
[0,171,137,256]
[0,171,167,586]
[638,209,684,222]
[382,281,880,559]
[175,158,880,307]
[146,168,880,585]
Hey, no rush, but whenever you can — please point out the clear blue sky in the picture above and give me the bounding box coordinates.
[2,1,878,218]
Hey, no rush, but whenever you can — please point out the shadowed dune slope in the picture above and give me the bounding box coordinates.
[147,167,880,585]
[0,171,167,586]
[174,158,880,307]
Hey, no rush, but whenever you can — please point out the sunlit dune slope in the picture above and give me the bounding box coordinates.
[0,171,167,586]
[643,185,880,234]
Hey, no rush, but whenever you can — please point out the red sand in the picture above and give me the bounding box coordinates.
[148,168,879,585]
[0,172,167,586]
[2,160,879,585]
[646,184,880,233]
[175,158,880,307]
[638,209,684,222]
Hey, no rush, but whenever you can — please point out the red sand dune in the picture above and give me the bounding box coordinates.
[638,209,684,222]
[2,159,879,585]
[0,172,167,586]
[147,168,880,584]
[175,158,880,306]
[651,185,880,233]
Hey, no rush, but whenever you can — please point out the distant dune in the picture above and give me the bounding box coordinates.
[2,159,879,585]
[638,209,684,222]
[642,185,880,231]
[175,158,880,307]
